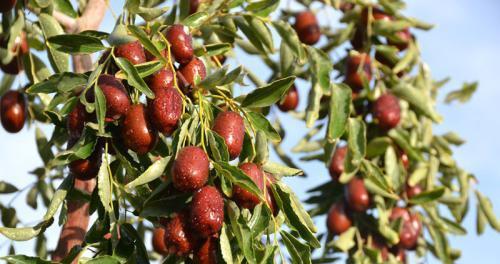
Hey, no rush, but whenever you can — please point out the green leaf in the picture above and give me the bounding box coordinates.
[246,0,279,17]
[98,157,113,213]
[115,57,155,99]
[0,181,18,194]
[43,176,72,221]
[94,85,106,134]
[220,224,234,263]
[254,131,269,164]
[1,255,54,264]
[26,72,88,94]
[246,111,281,142]
[241,76,295,108]
[127,25,165,64]
[262,161,303,177]
[408,187,445,205]
[329,227,356,252]
[195,43,232,57]
[281,230,312,264]
[86,256,121,264]
[136,6,170,21]
[125,156,170,190]
[38,14,69,72]
[388,129,424,162]
[48,34,106,54]
[215,162,263,200]
[54,0,78,18]
[35,127,54,165]
[477,202,487,235]
[108,23,137,46]
[445,81,478,104]
[0,73,16,96]
[207,130,230,162]
[182,12,209,27]
[327,83,352,142]
[392,83,443,123]
[273,20,301,58]
[475,191,500,231]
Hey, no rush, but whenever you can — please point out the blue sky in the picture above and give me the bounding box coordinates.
[0,0,499,262]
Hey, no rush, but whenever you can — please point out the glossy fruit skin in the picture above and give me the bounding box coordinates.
[212,111,245,160]
[147,68,174,94]
[388,28,411,51]
[294,11,321,45]
[178,57,207,87]
[172,146,210,192]
[373,93,401,130]
[390,208,421,250]
[0,90,26,133]
[164,212,196,256]
[190,186,224,238]
[405,184,422,200]
[0,0,16,13]
[97,74,131,121]
[278,85,299,112]
[69,142,103,181]
[344,53,372,92]
[165,24,194,65]
[121,104,158,155]
[345,177,370,212]
[329,146,347,181]
[114,40,146,65]
[195,237,218,264]
[294,11,320,45]
[326,201,352,235]
[189,0,200,14]
[233,163,264,210]
[67,102,88,139]
[152,227,168,255]
[0,32,28,75]
[148,88,182,135]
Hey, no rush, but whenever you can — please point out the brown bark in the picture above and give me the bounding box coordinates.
[51,0,107,262]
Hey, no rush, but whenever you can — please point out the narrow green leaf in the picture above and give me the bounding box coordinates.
[115,57,155,99]
[246,111,281,142]
[242,76,295,108]
[48,34,106,54]
[125,156,170,190]
[327,83,351,142]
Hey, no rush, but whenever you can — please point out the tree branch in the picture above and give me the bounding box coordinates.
[52,0,107,262]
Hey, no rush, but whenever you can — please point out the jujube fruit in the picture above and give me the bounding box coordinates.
[114,40,146,65]
[189,0,200,14]
[69,140,103,181]
[67,102,88,139]
[369,237,389,261]
[97,74,131,121]
[178,57,207,87]
[212,111,245,160]
[344,53,372,92]
[389,207,421,250]
[121,104,158,155]
[265,173,278,216]
[294,11,321,45]
[0,90,26,133]
[373,93,401,130]
[152,227,168,255]
[190,186,224,238]
[405,184,422,200]
[195,237,218,264]
[361,7,392,25]
[233,163,264,210]
[163,212,196,256]
[172,146,210,192]
[0,32,28,75]
[326,201,352,235]
[388,28,411,51]
[148,88,182,135]
[329,146,347,181]
[345,177,370,212]
[277,85,299,112]
[147,68,174,94]
[165,24,194,65]
[0,0,16,13]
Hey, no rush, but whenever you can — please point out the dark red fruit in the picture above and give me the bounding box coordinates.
[152,227,168,255]
[370,237,389,261]
[0,90,26,133]
[399,150,410,169]
[195,237,218,264]
[0,32,28,75]
[344,53,372,92]
[190,186,224,238]
[121,104,158,155]
[233,163,264,210]
[164,212,196,256]
[390,246,407,263]
[114,40,146,65]
[294,11,321,45]
[326,201,352,235]
[147,68,174,94]
[390,207,421,250]
[97,74,131,121]
[212,111,245,160]
[189,0,200,14]
[329,146,347,181]
[345,177,370,212]
[178,57,207,86]
[405,184,422,200]
[278,85,299,112]
[67,102,88,138]
[339,2,354,13]
[0,0,16,13]
[373,93,401,130]
[172,146,209,192]
[69,142,103,181]
[148,88,182,135]
[165,24,194,65]
[388,28,411,51]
